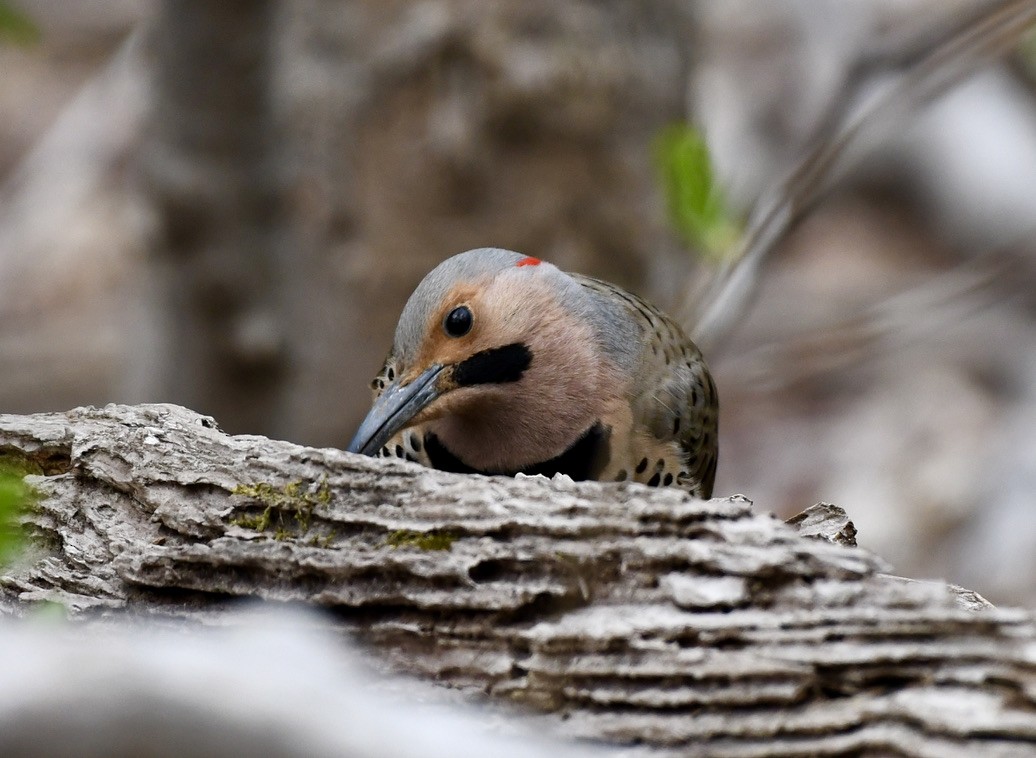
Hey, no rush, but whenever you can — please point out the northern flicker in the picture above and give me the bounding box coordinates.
[347,248,718,498]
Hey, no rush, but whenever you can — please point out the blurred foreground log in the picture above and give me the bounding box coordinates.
[1,404,1034,757]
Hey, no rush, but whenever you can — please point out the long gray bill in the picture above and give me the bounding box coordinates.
[346,364,444,456]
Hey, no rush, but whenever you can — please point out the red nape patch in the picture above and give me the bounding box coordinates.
[515,256,542,267]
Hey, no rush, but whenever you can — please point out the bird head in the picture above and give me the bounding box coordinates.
[346,248,630,471]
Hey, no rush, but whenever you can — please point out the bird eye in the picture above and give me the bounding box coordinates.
[443,305,473,337]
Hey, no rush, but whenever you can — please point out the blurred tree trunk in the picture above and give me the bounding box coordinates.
[137,0,285,434]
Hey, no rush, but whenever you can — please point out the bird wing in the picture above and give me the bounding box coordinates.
[572,274,718,498]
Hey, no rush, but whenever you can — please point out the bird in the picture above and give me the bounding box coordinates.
[346,248,718,498]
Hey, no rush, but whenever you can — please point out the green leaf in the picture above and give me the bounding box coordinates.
[0,1,40,46]
[0,466,30,566]
[1020,24,1036,79]
[654,123,741,260]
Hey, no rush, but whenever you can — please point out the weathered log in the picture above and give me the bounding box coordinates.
[1,404,1034,756]
[0,607,593,758]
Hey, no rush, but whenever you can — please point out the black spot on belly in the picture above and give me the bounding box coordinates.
[422,435,476,475]
[424,422,608,481]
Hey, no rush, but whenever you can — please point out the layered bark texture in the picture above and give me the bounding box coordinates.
[1,404,1034,756]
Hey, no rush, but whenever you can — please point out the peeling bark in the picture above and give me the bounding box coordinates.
[1,404,1034,756]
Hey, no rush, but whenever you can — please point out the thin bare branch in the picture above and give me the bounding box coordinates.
[689,0,1036,354]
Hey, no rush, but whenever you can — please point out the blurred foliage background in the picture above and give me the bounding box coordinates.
[2,0,1036,606]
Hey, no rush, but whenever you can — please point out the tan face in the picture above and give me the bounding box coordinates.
[394,274,534,429]
[348,254,628,469]
[404,281,485,384]
[394,267,625,471]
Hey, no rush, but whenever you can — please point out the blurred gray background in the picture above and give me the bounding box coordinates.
[2,0,1035,606]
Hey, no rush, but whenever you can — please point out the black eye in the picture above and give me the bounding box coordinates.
[443,305,473,337]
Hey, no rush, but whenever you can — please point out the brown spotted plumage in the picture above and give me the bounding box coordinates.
[347,248,718,498]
